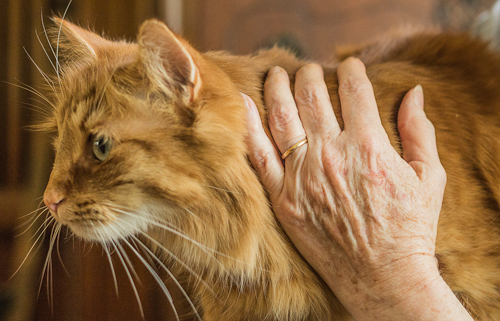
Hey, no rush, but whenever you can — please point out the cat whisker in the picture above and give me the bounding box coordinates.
[96,223,120,297]
[39,10,63,94]
[111,240,145,319]
[109,208,258,299]
[113,238,142,287]
[181,206,207,226]
[16,199,46,221]
[24,47,56,93]
[107,207,226,300]
[95,67,118,112]
[136,230,216,296]
[121,236,181,321]
[114,215,217,299]
[55,0,74,84]
[29,97,53,110]
[39,221,62,312]
[10,216,55,280]
[55,225,70,277]
[19,102,53,119]
[3,81,56,109]
[15,207,49,237]
[41,10,57,63]
[204,184,242,195]
[34,28,59,80]
[109,207,224,262]
[105,244,120,297]
[108,205,273,275]
[129,235,202,321]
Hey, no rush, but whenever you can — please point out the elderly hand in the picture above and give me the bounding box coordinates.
[243,58,472,320]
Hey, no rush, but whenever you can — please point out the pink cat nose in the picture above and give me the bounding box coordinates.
[44,192,65,213]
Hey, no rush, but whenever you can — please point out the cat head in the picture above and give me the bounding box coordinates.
[42,19,250,243]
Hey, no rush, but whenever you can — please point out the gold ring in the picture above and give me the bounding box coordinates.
[281,138,308,160]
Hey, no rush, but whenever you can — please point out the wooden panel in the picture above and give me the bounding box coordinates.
[2,1,497,321]
[34,236,190,321]
[184,0,436,60]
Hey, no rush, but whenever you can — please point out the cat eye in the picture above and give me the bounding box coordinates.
[92,135,112,161]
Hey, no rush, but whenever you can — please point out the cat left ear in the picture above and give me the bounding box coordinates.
[52,17,110,60]
[138,20,202,103]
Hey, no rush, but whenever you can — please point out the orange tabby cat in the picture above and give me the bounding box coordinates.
[41,17,500,320]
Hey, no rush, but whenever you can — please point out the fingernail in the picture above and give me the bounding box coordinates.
[413,85,424,109]
[241,93,259,120]
[268,66,283,77]
[241,93,250,109]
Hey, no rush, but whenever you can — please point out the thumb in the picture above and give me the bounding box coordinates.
[242,93,284,197]
[397,86,445,182]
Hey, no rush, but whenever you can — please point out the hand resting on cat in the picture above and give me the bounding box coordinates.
[244,58,473,320]
[39,16,500,320]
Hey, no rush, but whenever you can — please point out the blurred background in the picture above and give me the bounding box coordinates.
[0,0,495,320]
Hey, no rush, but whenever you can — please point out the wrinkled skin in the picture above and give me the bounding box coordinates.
[244,59,472,320]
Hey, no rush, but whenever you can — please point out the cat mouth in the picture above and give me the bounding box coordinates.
[66,218,118,241]
[64,211,149,243]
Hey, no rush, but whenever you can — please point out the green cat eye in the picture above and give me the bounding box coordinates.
[92,135,112,161]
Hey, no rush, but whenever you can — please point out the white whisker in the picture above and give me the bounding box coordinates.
[111,241,144,319]
[56,0,74,83]
[41,10,57,61]
[114,239,142,286]
[10,216,55,280]
[204,184,242,195]
[24,47,56,93]
[19,102,53,118]
[96,222,119,297]
[55,225,70,277]
[16,207,49,236]
[95,67,117,111]
[109,206,261,274]
[122,237,180,321]
[39,222,61,312]
[130,235,203,321]
[118,213,217,294]
[134,230,217,298]
[35,28,58,78]
[4,81,55,108]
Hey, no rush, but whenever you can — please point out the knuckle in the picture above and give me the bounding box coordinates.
[424,118,437,136]
[268,100,295,129]
[358,134,384,152]
[321,145,347,179]
[339,75,372,101]
[251,148,275,173]
[417,115,435,132]
[296,80,325,105]
[436,163,447,185]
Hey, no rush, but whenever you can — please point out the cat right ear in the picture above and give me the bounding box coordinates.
[138,19,202,103]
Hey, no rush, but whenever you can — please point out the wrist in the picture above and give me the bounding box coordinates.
[332,257,472,321]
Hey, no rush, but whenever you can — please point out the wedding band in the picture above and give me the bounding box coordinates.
[281,138,308,160]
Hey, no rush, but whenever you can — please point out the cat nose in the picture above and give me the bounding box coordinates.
[44,191,65,213]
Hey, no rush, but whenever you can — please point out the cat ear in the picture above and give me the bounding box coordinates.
[138,19,202,102]
[51,17,109,60]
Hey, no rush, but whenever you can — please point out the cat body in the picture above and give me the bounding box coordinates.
[42,19,500,320]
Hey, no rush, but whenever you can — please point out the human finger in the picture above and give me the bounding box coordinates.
[264,67,308,159]
[294,64,341,143]
[397,85,446,183]
[337,58,388,140]
[243,93,285,196]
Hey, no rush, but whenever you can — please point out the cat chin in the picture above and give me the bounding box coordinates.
[67,216,149,243]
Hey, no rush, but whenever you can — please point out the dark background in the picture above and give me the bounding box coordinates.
[0,0,495,320]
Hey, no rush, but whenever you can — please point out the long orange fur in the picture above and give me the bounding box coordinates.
[41,18,500,320]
